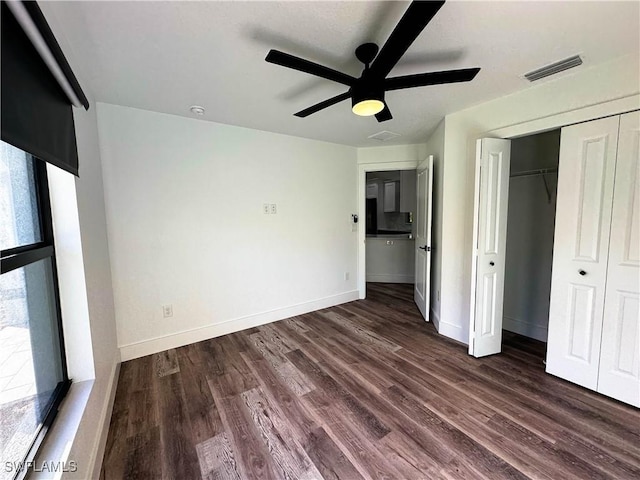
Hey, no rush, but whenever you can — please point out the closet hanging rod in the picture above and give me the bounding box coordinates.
[510,167,558,178]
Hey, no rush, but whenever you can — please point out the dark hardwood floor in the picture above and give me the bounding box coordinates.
[101,283,640,479]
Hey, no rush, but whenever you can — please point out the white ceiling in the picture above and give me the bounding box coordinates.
[42,1,639,147]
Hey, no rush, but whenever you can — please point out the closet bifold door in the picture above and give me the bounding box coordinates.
[546,116,620,390]
[597,111,640,407]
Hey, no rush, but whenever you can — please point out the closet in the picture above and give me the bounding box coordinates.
[503,131,560,343]
[546,111,640,407]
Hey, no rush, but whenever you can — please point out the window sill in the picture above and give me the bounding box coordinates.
[29,380,94,480]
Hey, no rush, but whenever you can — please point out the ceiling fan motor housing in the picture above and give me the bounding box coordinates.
[351,81,385,108]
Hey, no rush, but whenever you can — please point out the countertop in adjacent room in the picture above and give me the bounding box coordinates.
[366,232,414,240]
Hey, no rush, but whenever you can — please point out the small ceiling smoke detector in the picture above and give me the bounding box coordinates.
[190,105,205,115]
[524,55,583,82]
[368,130,401,142]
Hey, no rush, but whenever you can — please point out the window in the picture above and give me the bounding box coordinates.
[0,141,70,479]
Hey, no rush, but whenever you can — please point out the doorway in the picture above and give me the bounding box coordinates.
[469,131,560,357]
[357,157,433,320]
[503,130,560,348]
[365,169,416,285]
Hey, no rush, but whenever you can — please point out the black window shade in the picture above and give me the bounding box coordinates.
[1,1,89,177]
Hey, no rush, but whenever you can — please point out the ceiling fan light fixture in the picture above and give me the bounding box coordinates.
[351,84,385,116]
[352,99,385,116]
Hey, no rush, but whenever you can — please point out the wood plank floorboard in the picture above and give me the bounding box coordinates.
[102,283,640,479]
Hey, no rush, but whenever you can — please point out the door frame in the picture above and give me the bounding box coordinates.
[466,95,639,354]
[414,155,434,320]
[357,160,419,299]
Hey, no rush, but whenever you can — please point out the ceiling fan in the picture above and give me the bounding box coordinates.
[265,0,480,122]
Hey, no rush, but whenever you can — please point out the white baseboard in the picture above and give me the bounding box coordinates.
[430,307,440,330]
[366,274,414,284]
[119,290,359,361]
[503,316,548,342]
[89,360,120,479]
[437,319,467,345]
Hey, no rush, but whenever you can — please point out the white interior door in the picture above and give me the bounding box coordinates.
[414,155,433,320]
[469,138,511,357]
[597,111,640,407]
[546,116,620,390]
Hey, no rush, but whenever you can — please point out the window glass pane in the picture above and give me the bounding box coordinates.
[0,141,42,251]
[0,258,64,472]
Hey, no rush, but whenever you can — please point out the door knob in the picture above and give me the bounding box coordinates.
[579,269,587,276]
[489,261,495,266]
[419,245,428,251]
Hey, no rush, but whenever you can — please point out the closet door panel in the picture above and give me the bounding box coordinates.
[598,110,640,407]
[546,116,620,390]
[470,138,511,357]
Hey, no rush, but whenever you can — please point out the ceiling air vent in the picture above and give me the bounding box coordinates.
[368,130,401,142]
[524,55,583,82]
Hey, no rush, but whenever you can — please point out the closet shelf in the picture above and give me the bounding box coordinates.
[510,167,558,178]
[510,167,558,204]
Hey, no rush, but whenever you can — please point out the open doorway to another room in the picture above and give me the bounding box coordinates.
[502,129,561,360]
[365,170,417,285]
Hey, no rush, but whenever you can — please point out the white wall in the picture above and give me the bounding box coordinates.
[65,99,120,480]
[504,131,560,342]
[357,143,427,165]
[439,53,640,344]
[97,104,358,360]
[424,119,445,328]
[48,164,95,383]
[36,93,119,480]
[35,5,121,477]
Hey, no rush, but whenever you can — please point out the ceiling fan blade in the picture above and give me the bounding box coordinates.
[369,1,445,79]
[385,68,481,91]
[294,92,351,117]
[266,50,357,86]
[375,104,393,122]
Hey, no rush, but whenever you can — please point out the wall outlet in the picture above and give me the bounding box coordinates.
[162,304,173,318]
[270,203,277,214]
[437,290,440,302]
[344,272,350,281]
[263,203,270,214]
